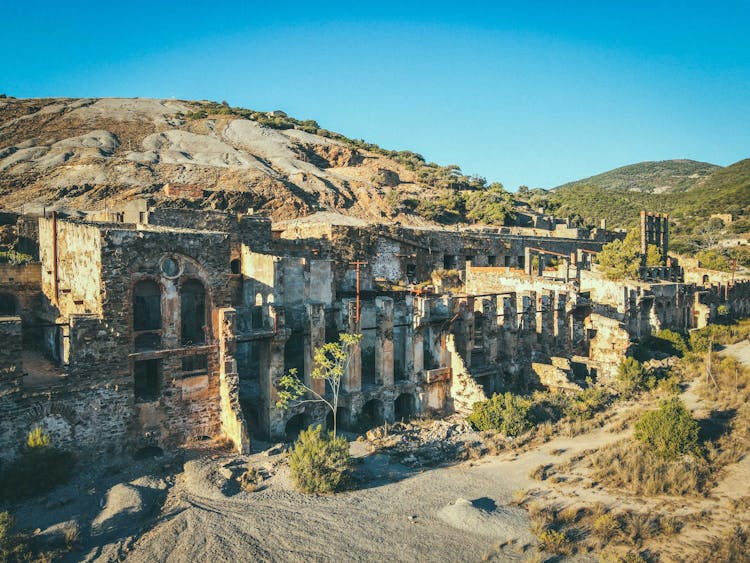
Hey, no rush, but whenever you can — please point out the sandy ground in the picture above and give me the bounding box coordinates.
[7,341,750,562]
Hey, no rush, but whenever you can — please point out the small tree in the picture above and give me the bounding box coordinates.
[596,230,641,280]
[276,333,362,436]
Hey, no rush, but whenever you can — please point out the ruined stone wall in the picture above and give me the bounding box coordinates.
[94,227,235,450]
[0,263,41,324]
[39,218,103,318]
[0,317,22,395]
[0,383,132,462]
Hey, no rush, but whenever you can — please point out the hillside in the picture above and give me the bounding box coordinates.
[545,158,750,230]
[552,159,719,195]
[0,97,497,225]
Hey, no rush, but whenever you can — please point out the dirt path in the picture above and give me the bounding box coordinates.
[721,339,750,368]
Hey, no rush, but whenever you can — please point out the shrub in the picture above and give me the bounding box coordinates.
[0,429,76,501]
[564,386,610,420]
[648,329,689,357]
[616,358,648,398]
[634,397,700,460]
[0,512,33,561]
[467,392,533,437]
[238,464,261,492]
[536,528,571,555]
[592,512,620,540]
[288,425,352,493]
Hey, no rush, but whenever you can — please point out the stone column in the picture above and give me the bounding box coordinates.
[217,308,250,454]
[306,303,326,396]
[343,300,361,393]
[375,297,394,387]
[267,305,290,440]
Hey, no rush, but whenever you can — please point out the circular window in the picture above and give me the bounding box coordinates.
[160,256,181,278]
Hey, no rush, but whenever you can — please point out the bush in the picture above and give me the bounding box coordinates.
[288,425,352,493]
[634,397,700,460]
[536,528,571,555]
[0,512,33,561]
[467,392,533,437]
[616,358,648,398]
[564,386,611,420]
[0,429,76,501]
[648,329,689,357]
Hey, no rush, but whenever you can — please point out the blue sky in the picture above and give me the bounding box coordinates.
[2,1,749,190]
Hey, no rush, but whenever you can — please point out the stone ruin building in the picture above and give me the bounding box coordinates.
[0,207,748,459]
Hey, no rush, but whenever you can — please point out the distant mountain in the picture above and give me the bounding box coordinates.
[543,158,750,251]
[552,159,719,195]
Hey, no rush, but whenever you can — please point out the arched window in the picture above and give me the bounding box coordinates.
[181,279,206,345]
[133,281,161,331]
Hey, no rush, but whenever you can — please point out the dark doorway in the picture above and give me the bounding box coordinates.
[285,413,310,441]
[134,359,160,401]
[284,331,305,378]
[181,279,206,345]
[230,258,241,274]
[360,399,385,429]
[0,293,17,316]
[394,393,416,422]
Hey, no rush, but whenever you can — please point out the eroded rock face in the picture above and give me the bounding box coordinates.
[0,97,423,222]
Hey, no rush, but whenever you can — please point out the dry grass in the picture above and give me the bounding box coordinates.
[697,526,750,563]
[528,464,552,481]
[589,439,709,496]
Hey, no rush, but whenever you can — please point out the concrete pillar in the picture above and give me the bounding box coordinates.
[306,303,326,396]
[375,297,394,387]
[524,247,532,276]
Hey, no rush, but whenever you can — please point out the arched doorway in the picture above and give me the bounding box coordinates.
[360,399,385,429]
[394,393,416,422]
[284,413,310,441]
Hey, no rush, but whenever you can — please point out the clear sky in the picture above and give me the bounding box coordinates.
[2,1,749,190]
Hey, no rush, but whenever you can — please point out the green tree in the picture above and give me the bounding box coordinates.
[465,184,515,225]
[634,397,700,460]
[596,229,641,280]
[645,244,663,267]
[276,333,362,436]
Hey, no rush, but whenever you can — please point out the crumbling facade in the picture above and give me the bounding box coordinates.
[0,208,748,460]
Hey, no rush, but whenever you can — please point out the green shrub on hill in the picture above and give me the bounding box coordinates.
[634,397,700,460]
[468,392,533,436]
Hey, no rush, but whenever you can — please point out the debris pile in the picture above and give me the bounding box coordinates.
[365,416,476,467]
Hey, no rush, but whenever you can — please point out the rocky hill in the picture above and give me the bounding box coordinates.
[0,97,491,224]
